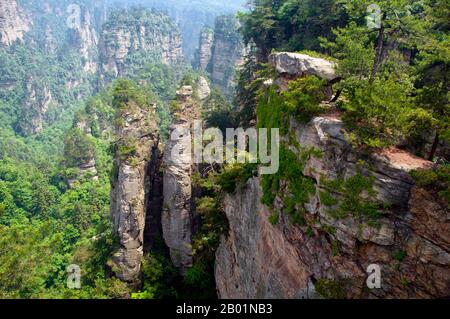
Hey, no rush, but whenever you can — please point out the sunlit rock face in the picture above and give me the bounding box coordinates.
[216,115,448,298]
[0,0,30,47]
[269,52,338,82]
[67,7,99,74]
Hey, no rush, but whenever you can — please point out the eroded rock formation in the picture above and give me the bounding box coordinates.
[99,9,183,86]
[269,52,338,82]
[68,7,98,74]
[17,76,53,136]
[197,76,211,101]
[215,53,450,299]
[216,114,449,298]
[110,95,160,285]
[198,28,214,72]
[200,15,247,98]
[162,85,201,272]
[0,0,30,46]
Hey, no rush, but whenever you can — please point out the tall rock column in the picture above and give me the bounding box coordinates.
[110,81,160,285]
[17,75,53,136]
[209,15,247,98]
[162,85,201,272]
[197,28,214,72]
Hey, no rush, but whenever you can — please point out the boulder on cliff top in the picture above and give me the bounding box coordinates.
[269,52,338,81]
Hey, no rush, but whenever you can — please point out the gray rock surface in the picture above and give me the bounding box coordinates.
[68,7,98,74]
[198,28,214,72]
[197,76,211,100]
[209,16,247,98]
[162,86,200,272]
[17,76,53,136]
[98,11,183,86]
[269,52,338,81]
[110,101,159,285]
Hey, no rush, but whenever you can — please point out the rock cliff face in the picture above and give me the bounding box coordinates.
[210,16,246,98]
[67,7,98,74]
[161,85,201,272]
[0,0,30,46]
[65,119,99,188]
[197,76,211,101]
[110,96,160,285]
[216,118,449,298]
[17,76,53,136]
[197,28,214,72]
[269,52,338,82]
[198,15,246,98]
[215,53,450,299]
[98,9,183,86]
[67,157,98,188]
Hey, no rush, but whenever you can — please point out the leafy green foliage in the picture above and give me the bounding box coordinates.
[63,129,96,168]
[257,74,329,139]
[0,221,57,298]
[411,165,450,207]
[283,76,327,122]
[319,0,448,152]
[182,265,217,299]
[112,79,153,113]
[233,0,449,155]
[238,0,346,56]
[268,210,280,225]
[203,88,238,132]
[216,163,258,194]
[315,279,347,299]
[320,170,383,221]
[393,249,407,262]
[132,254,178,299]
[234,54,259,127]
[342,76,415,148]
